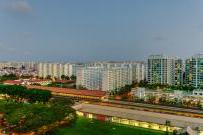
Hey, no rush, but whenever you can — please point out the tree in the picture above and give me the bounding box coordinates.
[0,85,52,103]
[159,96,167,104]
[50,97,74,107]
[26,89,52,103]
[65,75,70,80]
[20,75,33,79]
[0,74,18,82]
[197,100,202,109]
[70,75,76,81]
[138,80,148,87]
[61,75,66,80]
[1,101,76,134]
[78,85,87,90]
[147,95,156,104]
[46,75,52,80]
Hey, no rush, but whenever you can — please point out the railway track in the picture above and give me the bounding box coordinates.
[91,100,203,118]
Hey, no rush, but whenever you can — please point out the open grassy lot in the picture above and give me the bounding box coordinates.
[50,117,166,135]
[0,99,76,134]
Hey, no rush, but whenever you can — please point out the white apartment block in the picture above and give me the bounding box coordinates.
[85,61,145,83]
[76,67,103,90]
[37,62,77,79]
[102,66,132,91]
[130,63,145,83]
[76,64,137,91]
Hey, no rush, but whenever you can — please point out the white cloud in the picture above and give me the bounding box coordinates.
[6,0,32,15]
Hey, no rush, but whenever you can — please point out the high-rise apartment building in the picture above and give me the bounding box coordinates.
[185,58,193,86]
[84,61,145,83]
[102,66,132,91]
[76,67,104,90]
[76,62,137,91]
[148,55,180,85]
[174,59,183,85]
[185,54,203,88]
[130,62,145,83]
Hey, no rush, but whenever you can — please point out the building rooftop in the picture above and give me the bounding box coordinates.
[54,80,75,83]
[27,85,106,98]
[3,79,51,85]
[3,80,23,85]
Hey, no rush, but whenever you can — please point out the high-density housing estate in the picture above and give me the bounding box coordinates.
[76,61,145,91]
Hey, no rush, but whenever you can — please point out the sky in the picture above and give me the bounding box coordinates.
[1,0,203,62]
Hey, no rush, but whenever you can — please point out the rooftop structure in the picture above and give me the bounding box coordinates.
[74,103,203,133]
[193,89,203,97]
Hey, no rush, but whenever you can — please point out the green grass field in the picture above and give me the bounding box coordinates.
[50,117,166,135]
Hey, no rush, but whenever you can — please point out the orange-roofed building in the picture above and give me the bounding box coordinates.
[27,85,106,101]
[3,80,23,85]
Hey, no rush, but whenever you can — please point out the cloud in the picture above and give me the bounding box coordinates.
[6,0,32,15]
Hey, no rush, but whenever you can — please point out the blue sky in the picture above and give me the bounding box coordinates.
[0,0,203,61]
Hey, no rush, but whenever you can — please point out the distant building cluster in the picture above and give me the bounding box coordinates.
[1,53,203,91]
[0,61,37,77]
[36,61,145,91]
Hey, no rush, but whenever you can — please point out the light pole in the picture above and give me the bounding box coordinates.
[165,120,171,135]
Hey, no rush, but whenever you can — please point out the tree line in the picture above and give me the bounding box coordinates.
[45,75,77,81]
[109,84,132,95]
[0,85,52,103]
[138,80,195,91]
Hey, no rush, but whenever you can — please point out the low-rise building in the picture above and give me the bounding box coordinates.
[27,85,106,101]
[3,79,52,86]
[193,89,203,97]
[73,103,203,134]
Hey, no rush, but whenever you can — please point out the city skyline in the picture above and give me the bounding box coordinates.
[1,1,203,135]
[1,0,203,62]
